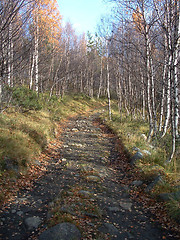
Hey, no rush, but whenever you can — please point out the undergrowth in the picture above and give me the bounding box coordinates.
[103,103,179,183]
[101,102,180,222]
[0,88,105,175]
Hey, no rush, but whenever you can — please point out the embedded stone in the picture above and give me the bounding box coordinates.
[132,180,143,186]
[78,190,91,198]
[25,216,41,230]
[85,175,101,182]
[119,201,132,211]
[39,222,81,240]
[130,152,143,165]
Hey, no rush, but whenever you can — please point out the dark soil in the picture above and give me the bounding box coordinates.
[0,113,179,240]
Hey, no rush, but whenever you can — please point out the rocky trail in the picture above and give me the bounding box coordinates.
[0,113,179,240]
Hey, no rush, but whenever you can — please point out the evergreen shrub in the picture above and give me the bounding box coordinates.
[12,87,42,111]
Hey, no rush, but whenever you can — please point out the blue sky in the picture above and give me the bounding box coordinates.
[57,0,112,34]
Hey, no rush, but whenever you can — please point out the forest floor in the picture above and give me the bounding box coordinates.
[0,111,179,240]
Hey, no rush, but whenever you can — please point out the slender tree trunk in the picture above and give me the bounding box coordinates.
[97,56,103,98]
[146,35,153,141]
[106,40,111,120]
[0,77,2,104]
[141,73,146,121]
[30,52,35,89]
[150,59,157,135]
[116,73,122,118]
[7,23,13,87]
[167,73,176,163]
[162,53,172,137]
[159,54,167,131]
[89,70,94,98]
[80,69,83,93]
[173,0,179,138]
[34,14,39,93]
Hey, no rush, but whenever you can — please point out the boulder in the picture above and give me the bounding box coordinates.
[158,190,180,202]
[132,146,140,152]
[25,216,41,230]
[142,150,151,156]
[145,175,164,193]
[4,158,18,172]
[131,180,143,187]
[141,134,147,141]
[99,222,119,235]
[39,222,81,240]
[107,206,121,212]
[130,151,143,165]
[85,175,101,182]
[174,190,180,200]
[78,190,92,198]
[119,201,132,211]
[158,193,173,201]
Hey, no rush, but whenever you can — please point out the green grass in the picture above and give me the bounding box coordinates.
[101,102,180,223]
[102,102,180,185]
[166,198,180,223]
[0,110,54,170]
[0,91,106,174]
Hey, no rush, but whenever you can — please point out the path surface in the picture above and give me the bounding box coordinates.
[0,113,178,239]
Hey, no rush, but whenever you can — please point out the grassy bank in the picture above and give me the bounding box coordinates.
[102,102,179,181]
[101,102,180,222]
[0,89,106,175]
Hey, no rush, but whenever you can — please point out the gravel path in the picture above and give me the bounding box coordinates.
[0,113,178,240]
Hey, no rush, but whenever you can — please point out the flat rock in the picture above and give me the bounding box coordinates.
[132,146,140,152]
[99,222,119,235]
[39,222,81,240]
[119,201,132,211]
[60,206,75,215]
[141,134,147,141]
[132,180,143,186]
[85,175,101,182]
[142,150,151,155]
[108,207,121,212]
[17,211,23,216]
[158,190,180,202]
[84,212,99,218]
[158,193,173,201]
[145,175,164,193]
[72,128,78,132]
[127,232,135,239]
[173,190,180,200]
[130,152,143,165]
[78,190,92,198]
[25,216,41,230]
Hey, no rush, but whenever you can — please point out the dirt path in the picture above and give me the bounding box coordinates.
[0,113,178,239]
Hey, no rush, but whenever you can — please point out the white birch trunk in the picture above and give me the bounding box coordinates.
[30,52,35,89]
[173,0,179,138]
[106,40,111,121]
[150,59,157,135]
[146,34,153,141]
[80,69,83,93]
[35,14,39,93]
[7,23,12,86]
[0,77,2,103]
[116,73,122,116]
[10,37,13,87]
[89,70,94,98]
[159,54,167,131]
[97,56,103,99]
[140,72,146,121]
[161,47,172,137]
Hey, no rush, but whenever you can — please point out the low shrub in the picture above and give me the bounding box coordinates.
[12,86,42,111]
